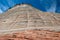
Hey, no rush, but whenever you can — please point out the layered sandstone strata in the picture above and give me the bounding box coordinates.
[0,30,60,40]
[0,5,60,40]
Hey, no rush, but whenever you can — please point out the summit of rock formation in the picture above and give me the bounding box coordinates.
[0,4,60,34]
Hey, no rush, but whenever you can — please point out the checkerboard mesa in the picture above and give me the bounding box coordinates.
[0,4,60,35]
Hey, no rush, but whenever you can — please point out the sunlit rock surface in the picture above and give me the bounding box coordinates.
[0,4,60,34]
[0,30,60,40]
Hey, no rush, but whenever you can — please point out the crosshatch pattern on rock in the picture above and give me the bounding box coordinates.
[0,5,60,30]
[0,4,60,40]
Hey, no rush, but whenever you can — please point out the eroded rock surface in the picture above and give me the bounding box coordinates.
[0,4,60,32]
[0,30,60,40]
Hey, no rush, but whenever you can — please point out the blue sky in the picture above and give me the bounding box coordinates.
[0,0,60,13]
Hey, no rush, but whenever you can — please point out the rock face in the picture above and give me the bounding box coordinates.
[0,4,60,34]
[0,30,60,40]
[0,4,60,40]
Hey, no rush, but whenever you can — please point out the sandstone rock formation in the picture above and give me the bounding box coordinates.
[0,4,60,34]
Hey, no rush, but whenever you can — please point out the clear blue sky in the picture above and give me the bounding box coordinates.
[0,0,60,13]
